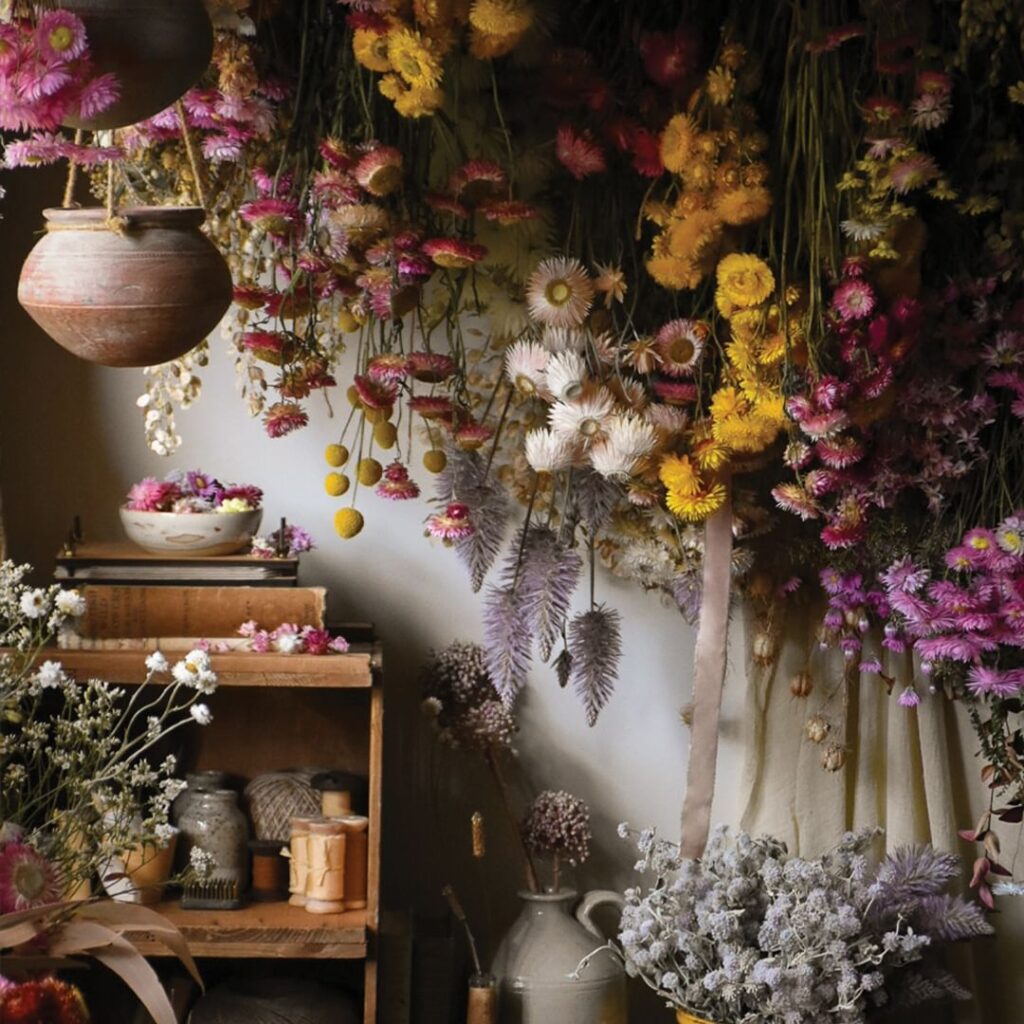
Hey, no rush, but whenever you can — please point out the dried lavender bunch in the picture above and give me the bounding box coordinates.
[521,790,592,892]
[613,824,993,1023]
[420,640,517,751]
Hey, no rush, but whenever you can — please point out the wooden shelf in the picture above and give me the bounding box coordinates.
[50,645,382,688]
[131,900,369,960]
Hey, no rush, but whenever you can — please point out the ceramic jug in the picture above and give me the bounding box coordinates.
[492,889,627,1024]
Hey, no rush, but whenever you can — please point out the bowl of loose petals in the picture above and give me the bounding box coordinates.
[120,469,263,555]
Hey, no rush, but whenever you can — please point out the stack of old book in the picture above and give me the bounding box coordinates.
[55,541,299,587]
[58,583,327,652]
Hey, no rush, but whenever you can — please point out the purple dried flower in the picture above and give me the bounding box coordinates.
[569,469,621,531]
[567,605,622,726]
[521,790,592,866]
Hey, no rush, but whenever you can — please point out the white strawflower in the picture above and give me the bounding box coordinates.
[145,651,169,674]
[644,403,690,435]
[526,256,595,328]
[172,649,211,686]
[549,386,615,444]
[54,589,86,618]
[589,413,657,479]
[190,703,213,726]
[19,589,48,619]
[840,218,885,242]
[274,632,303,654]
[35,660,66,690]
[545,350,587,401]
[524,428,575,474]
[505,339,550,397]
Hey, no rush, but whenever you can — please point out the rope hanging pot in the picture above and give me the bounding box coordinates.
[18,125,231,368]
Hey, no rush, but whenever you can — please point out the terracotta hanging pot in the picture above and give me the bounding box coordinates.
[60,0,213,130]
[18,206,232,368]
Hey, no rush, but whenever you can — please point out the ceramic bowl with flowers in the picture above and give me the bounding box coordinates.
[120,470,263,555]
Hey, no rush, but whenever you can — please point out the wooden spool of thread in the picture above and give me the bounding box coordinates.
[305,819,346,915]
[467,976,497,1024]
[249,840,288,902]
[337,815,369,911]
[288,816,315,907]
[321,788,352,817]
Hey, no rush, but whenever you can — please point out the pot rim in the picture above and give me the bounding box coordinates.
[515,888,579,902]
[42,205,206,230]
[120,506,262,517]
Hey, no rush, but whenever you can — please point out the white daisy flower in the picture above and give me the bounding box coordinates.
[524,428,575,474]
[504,338,551,397]
[145,651,169,674]
[190,703,213,726]
[549,386,615,444]
[544,351,587,401]
[35,660,66,690]
[589,413,657,479]
[840,218,885,242]
[526,256,595,328]
[19,589,47,619]
[54,589,86,618]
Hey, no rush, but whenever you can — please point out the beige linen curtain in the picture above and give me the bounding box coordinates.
[735,602,1007,1024]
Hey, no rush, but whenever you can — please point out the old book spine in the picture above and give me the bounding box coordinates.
[58,634,252,652]
[76,585,325,638]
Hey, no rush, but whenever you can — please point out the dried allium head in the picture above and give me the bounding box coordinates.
[822,743,847,772]
[420,641,516,750]
[521,790,592,865]
[790,671,813,697]
[805,714,830,744]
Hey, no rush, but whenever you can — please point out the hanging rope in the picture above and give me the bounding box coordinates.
[61,129,84,208]
[176,99,209,210]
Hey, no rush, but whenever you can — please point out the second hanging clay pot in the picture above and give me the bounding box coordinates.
[61,0,213,131]
[18,206,232,368]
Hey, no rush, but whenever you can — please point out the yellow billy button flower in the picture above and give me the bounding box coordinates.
[357,458,383,486]
[423,448,447,473]
[334,507,365,539]
[346,385,361,407]
[325,473,350,497]
[373,421,398,449]
[362,405,392,425]
[325,444,349,467]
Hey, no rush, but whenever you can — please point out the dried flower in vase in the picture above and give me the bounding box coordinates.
[520,790,592,893]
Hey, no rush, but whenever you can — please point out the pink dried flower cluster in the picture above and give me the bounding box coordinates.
[124,469,263,513]
[237,620,349,655]
[0,12,119,135]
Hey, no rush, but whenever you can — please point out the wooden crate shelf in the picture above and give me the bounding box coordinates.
[52,645,382,688]
[132,900,369,960]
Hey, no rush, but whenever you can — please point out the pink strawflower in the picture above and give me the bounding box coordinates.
[0,843,58,913]
[239,197,301,236]
[125,477,181,512]
[448,160,506,204]
[353,373,397,410]
[76,72,120,120]
[301,627,332,655]
[799,408,850,440]
[375,461,420,500]
[36,10,88,62]
[915,634,990,663]
[820,496,868,550]
[555,124,606,180]
[407,351,456,383]
[832,279,876,321]
[639,27,699,89]
[424,192,470,219]
[897,686,921,707]
[651,379,698,404]
[0,25,21,75]
[329,636,350,653]
[966,665,1024,697]
[366,353,409,385]
[263,401,309,438]
[250,630,271,653]
[426,501,475,543]
[221,485,263,507]
[890,154,939,195]
[880,556,930,594]
[421,237,487,269]
[815,435,865,469]
[408,395,454,420]
[237,620,259,638]
[772,483,821,521]
[480,199,539,224]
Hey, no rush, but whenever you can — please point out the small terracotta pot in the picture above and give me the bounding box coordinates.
[60,0,213,130]
[18,206,232,368]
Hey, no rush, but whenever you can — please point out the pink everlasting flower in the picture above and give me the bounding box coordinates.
[0,843,58,913]
[639,28,699,89]
[125,477,181,512]
[263,401,309,438]
[832,279,876,321]
[76,71,119,120]
[36,10,88,63]
[897,686,921,707]
[555,124,606,180]
[301,627,332,655]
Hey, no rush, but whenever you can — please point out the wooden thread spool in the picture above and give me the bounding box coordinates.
[337,815,369,911]
[288,816,315,907]
[305,819,346,915]
[249,840,288,902]
[467,977,497,1024]
[321,788,352,818]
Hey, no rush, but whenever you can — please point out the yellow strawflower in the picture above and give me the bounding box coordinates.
[715,253,775,310]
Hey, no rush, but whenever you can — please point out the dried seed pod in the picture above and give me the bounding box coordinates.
[805,714,830,744]
[752,630,779,667]
[680,702,694,727]
[471,812,486,859]
[790,671,813,698]
[822,743,847,772]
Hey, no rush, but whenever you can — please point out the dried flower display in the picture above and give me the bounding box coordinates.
[124,468,262,514]
[610,825,992,1023]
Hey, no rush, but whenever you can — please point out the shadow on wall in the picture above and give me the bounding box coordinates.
[0,165,132,583]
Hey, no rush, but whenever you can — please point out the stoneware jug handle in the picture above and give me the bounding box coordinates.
[575,889,626,939]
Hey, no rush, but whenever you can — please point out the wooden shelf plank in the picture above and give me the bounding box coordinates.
[131,900,368,960]
[46,645,382,688]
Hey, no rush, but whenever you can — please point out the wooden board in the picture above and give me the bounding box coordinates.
[131,900,368,960]
[51,646,381,688]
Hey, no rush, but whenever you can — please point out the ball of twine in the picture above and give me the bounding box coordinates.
[244,771,321,842]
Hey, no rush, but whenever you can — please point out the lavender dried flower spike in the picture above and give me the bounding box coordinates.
[568,605,622,726]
